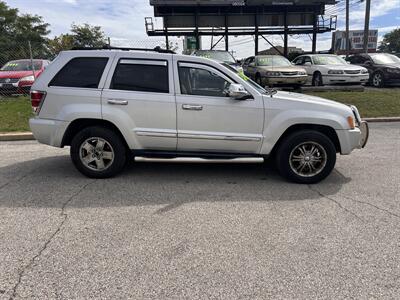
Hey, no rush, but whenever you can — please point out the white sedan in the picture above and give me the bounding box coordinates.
[292,54,370,86]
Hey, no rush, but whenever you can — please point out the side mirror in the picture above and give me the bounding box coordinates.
[364,61,372,66]
[227,84,251,100]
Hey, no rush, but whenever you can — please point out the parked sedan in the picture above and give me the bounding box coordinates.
[0,59,50,95]
[292,54,369,86]
[242,55,307,87]
[347,53,400,87]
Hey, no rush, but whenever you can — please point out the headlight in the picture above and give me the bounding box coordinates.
[386,68,400,74]
[347,116,356,130]
[298,71,307,75]
[361,69,369,74]
[20,75,35,81]
[265,71,281,77]
[328,70,344,75]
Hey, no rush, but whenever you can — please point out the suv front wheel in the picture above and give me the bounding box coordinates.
[70,126,127,178]
[276,130,336,184]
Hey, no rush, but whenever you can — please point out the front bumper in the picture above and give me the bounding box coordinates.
[263,76,308,86]
[336,121,369,155]
[323,74,370,84]
[0,82,31,95]
[29,118,70,147]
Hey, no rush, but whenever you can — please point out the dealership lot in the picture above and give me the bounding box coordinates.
[0,122,399,299]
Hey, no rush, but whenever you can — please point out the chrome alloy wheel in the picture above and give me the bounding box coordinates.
[289,142,327,177]
[372,73,383,87]
[79,137,114,171]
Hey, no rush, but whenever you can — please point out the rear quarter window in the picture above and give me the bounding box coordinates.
[49,57,108,88]
[110,61,169,93]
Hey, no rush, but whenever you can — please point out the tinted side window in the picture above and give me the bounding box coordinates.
[50,57,108,88]
[304,56,312,64]
[179,66,230,97]
[111,61,169,93]
[294,57,304,65]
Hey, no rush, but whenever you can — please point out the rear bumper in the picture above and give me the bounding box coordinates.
[29,118,69,147]
[323,74,370,84]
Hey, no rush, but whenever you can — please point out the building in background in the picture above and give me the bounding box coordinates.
[332,30,378,55]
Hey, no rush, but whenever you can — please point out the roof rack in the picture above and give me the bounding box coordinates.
[71,45,175,54]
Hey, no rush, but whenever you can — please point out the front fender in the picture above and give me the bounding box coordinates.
[260,108,348,154]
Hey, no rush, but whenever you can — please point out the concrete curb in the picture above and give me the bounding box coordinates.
[0,132,34,141]
[1,117,399,142]
[363,117,400,123]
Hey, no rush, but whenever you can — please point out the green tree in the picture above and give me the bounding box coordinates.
[71,23,106,48]
[48,23,107,56]
[0,1,50,65]
[378,28,400,53]
[48,34,74,55]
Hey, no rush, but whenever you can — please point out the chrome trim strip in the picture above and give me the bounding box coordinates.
[135,130,177,138]
[179,133,261,142]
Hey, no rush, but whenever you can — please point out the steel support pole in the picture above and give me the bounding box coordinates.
[225,15,229,51]
[312,12,317,53]
[345,0,350,57]
[363,0,371,53]
[255,14,259,55]
[284,10,288,57]
[195,11,200,50]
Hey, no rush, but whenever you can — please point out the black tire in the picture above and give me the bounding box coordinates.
[70,126,127,178]
[275,130,336,184]
[371,72,384,88]
[312,72,323,86]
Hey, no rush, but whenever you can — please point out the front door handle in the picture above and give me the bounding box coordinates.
[182,104,203,111]
[107,99,128,105]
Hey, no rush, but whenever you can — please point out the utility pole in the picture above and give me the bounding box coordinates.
[345,0,350,58]
[363,0,371,53]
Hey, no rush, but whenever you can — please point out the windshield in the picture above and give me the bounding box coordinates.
[195,51,236,63]
[220,62,266,94]
[0,60,42,71]
[313,55,347,65]
[256,56,291,67]
[370,54,400,65]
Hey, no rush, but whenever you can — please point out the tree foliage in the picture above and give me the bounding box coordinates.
[0,1,50,64]
[48,23,107,56]
[378,28,400,53]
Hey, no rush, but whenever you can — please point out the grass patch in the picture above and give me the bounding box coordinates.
[305,90,400,118]
[0,96,32,132]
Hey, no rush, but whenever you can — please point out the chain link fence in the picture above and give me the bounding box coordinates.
[0,38,182,98]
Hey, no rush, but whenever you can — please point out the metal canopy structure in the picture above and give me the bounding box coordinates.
[145,0,337,56]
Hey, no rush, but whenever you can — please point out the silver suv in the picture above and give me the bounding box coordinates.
[29,47,368,183]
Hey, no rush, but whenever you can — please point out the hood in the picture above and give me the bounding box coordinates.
[257,65,306,72]
[272,90,352,114]
[323,64,364,71]
[0,70,39,79]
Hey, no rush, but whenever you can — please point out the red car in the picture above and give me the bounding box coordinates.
[0,59,50,95]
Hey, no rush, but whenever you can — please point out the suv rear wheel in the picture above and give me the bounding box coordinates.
[276,130,336,184]
[70,126,127,178]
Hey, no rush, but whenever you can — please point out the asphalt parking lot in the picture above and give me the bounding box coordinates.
[0,122,399,299]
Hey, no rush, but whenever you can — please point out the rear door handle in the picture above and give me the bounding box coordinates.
[107,99,128,105]
[182,104,203,111]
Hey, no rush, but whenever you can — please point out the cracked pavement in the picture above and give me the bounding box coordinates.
[0,122,399,299]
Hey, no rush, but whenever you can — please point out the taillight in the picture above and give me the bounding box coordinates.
[30,90,46,115]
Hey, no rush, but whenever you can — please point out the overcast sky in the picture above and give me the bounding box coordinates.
[5,0,400,58]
